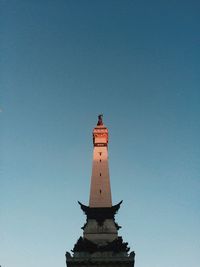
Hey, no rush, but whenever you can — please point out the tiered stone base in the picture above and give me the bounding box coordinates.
[66,203,135,267]
[66,251,135,267]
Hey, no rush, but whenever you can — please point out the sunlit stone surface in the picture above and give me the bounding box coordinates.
[89,122,112,207]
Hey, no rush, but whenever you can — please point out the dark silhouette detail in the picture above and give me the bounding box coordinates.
[72,236,131,254]
[78,201,123,225]
[97,114,103,125]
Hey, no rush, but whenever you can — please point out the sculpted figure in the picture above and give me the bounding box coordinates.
[97,114,103,125]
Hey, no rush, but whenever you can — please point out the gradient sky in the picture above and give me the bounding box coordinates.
[1,1,200,267]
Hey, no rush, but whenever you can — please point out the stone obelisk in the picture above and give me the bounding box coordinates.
[89,114,112,207]
[66,115,135,267]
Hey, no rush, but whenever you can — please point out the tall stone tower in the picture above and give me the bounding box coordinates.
[66,115,135,267]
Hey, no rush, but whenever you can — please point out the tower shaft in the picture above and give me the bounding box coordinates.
[89,146,112,207]
[89,116,112,207]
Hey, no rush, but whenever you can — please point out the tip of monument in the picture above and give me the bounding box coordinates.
[97,114,104,126]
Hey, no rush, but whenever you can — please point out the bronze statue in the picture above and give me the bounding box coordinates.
[97,114,103,125]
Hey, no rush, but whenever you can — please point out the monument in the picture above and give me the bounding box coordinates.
[66,115,135,267]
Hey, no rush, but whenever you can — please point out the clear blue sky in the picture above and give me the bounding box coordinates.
[1,1,200,267]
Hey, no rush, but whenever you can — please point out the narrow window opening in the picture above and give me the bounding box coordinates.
[100,189,102,194]
[100,159,101,162]
[99,152,102,156]
[100,173,101,176]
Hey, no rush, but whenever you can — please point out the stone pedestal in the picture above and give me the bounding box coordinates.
[66,203,135,267]
[66,251,135,267]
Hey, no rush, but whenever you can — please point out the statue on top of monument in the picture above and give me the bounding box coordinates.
[97,114,103,126]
